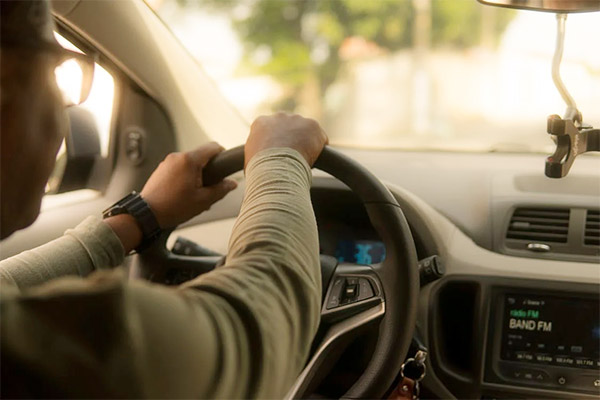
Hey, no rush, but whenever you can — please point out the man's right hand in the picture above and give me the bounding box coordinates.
[245,113,328,168]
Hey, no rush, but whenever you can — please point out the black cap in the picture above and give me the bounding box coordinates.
[1,0,60,49]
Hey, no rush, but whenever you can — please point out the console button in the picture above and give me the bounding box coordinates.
[512,370,522,379]
[571,345,584,354]
[572,374,600,389]
[534,353,553,363]
[557,376,567,385]
[536,343,546,351]
[575,358,595,368]
[534,372,547,382]
[515,351,534,362]
[505,367,549,383]
[555,355,575,366]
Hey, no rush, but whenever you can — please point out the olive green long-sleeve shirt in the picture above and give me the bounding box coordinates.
[0,148,321,399]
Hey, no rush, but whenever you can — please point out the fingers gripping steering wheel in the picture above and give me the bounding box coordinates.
[131,146,419,399]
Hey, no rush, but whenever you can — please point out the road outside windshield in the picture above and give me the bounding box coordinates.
[146,0,600,154]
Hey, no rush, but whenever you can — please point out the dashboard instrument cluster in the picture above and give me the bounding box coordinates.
[312,188,386,266]
[318,219,386,265]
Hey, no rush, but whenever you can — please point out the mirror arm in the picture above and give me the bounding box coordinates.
[551,14,580,124]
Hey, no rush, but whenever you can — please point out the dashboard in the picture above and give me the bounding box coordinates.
[310,152,600,399]
[167,149,600,399]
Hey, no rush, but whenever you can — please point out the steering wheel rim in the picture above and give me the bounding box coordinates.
[134,146,419,398]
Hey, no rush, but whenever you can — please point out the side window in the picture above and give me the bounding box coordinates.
[45,33,116,199]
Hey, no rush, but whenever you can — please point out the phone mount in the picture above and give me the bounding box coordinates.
[545,14,599,178]
[545,115,600,178]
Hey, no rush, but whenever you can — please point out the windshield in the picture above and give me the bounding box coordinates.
[146,0,600,153]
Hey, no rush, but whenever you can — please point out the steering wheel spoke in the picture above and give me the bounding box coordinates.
[283,262,387,399]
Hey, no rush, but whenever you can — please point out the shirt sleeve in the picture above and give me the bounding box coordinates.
[0,148,321,399]
[0,216,125,289]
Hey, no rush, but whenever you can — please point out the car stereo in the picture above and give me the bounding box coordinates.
[487,291,600,395]
[501,294,599,369]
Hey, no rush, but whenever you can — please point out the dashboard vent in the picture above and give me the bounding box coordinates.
[506,207,570,244]
[584,209,600,247]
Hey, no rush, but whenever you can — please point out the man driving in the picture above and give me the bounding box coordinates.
[0,0,327,397]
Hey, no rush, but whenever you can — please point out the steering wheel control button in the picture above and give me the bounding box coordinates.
[357,278,374,300]
[344,284,357,299]
[340,277,359,304]
[326,278,344,309]
[327,276,377,309]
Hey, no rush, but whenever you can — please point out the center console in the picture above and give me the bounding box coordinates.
[429,277,600,399]
[485,289,600,395]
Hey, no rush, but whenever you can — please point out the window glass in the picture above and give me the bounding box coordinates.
[54,33,115,157]
[45,33,115,195]
[147,0,600,154]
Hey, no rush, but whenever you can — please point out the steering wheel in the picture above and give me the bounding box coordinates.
[130,146,419,399]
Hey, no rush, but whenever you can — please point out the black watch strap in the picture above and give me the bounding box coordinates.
[102,191,161,252]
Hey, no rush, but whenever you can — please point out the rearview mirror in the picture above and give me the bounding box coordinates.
[477,0,600,13]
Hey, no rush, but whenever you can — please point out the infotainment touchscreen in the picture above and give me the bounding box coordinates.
[501,294,600,370]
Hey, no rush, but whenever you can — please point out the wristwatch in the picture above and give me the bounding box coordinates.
[102,191,161,252]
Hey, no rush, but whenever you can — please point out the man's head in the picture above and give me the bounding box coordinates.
[1,0,68,239]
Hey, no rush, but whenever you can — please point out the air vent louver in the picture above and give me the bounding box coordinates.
[584,209,600,247]
[506,207,569,244]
